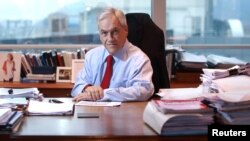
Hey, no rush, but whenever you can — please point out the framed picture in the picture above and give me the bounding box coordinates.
[71,59,84,83]
[0,52,22,82]
[56,67,72,83]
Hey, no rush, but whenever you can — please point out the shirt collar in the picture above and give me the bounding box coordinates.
[103,39,130,63]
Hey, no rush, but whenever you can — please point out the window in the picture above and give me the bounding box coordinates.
[0,0,151,44]
[167,0,250,62]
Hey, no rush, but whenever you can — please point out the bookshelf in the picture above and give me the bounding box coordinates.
[0,45,98,97]
[0,44,200,98]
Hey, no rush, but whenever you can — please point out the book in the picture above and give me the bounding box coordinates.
[152,99,213,114]
[0,52,22,82]
[143,101,213,136]
[71,59,84,83]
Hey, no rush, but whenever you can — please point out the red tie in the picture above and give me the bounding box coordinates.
[101,55,113,89]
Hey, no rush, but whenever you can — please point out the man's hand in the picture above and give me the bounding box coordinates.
[73,86,104,102]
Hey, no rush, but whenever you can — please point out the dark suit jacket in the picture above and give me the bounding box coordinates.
[126,13,170,93]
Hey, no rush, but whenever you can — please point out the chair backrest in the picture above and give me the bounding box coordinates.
[126,13,170,93]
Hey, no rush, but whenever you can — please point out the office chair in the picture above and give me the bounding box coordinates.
[126,13,170,93]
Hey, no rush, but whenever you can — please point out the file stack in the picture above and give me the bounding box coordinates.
[201,64,250,94]
[176,52,208,71]
[0,108,23,132]
[143,99,214,136]
[202,91,250,125]
[0,88,42,99]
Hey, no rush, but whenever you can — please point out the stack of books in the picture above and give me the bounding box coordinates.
[25,73,56,81]
[0,108,23,132]
[143,99,214,136]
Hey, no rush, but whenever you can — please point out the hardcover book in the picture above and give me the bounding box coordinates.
[143,101,213,136]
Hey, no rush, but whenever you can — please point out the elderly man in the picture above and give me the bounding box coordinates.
[71,7,154,102]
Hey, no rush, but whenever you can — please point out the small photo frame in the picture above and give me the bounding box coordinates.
[71,59,84,83]
[0,52,22,82]
[56,67,72,83]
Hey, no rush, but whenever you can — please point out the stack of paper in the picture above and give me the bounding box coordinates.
[0,98,28,108]
[203,93,250,125]
[202,64,250,80]
[0,88,41,99]
[200,65,250,94]
[207,54,247,68]
[176,52,208,70]
[26,100,74,116]
[157,87,203,100]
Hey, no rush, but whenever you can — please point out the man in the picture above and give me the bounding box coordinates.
[71,7,154,102]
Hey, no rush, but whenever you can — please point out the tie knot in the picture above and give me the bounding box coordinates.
[106,55,113,64]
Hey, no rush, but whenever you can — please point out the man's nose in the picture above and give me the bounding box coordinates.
[107,33,114,40]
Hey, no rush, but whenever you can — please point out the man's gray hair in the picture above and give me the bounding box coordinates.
[98,7,127,30]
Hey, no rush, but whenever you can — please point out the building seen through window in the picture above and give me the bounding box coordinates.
[0,0,150,44]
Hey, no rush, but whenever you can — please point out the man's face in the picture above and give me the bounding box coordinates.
[98,15,128,54]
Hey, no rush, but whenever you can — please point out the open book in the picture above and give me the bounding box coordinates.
[26,100,74,116]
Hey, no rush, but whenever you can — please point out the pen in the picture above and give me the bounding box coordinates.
[49,99,64,103]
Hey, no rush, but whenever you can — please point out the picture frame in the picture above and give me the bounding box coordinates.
[71,59,84,83]
[0,52,22,82]
[56,67,72,83]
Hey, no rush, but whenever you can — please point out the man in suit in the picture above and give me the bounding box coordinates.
[71,7,154,102]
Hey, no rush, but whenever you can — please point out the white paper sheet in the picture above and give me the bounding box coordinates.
[75,101,121,107]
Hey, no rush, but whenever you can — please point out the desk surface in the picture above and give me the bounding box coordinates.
[4,98,207,141]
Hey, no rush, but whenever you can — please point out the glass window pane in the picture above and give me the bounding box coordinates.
[0,0,151,44]
[167,0,250,62]
[166,0,250,45]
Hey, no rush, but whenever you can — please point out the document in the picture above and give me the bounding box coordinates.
[75,101,121,107]
[26,100,74,116]
[152,99,212,114]
[0,98,28,108]
[0,88,40,99]
[157,87,203,100]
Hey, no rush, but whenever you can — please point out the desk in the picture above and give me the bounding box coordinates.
[2,98,207,141]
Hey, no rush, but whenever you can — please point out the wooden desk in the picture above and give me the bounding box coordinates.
[0,82,73,97]
[2,99,207,141]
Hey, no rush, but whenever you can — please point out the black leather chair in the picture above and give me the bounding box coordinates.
[126,13,170,93]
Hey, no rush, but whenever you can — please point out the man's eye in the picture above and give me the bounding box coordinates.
[101,32,107,36]
[113,30,119,35]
